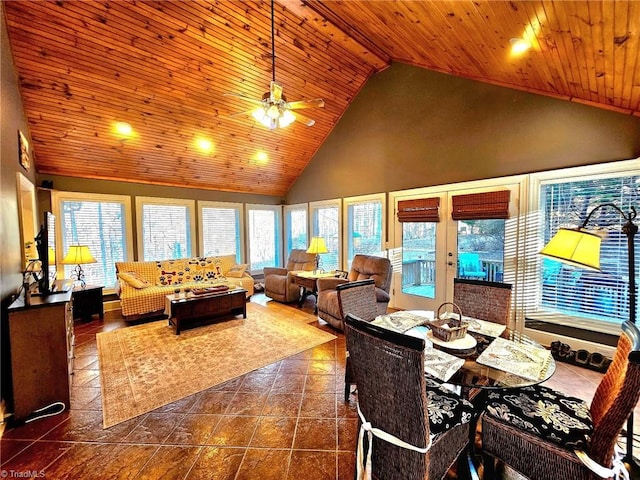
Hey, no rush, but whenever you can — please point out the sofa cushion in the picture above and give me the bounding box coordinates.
[118,271,151,289]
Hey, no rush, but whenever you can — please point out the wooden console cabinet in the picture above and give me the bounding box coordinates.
[7,290,74,421]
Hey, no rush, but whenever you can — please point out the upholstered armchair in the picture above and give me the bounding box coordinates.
[263,249,316,303]
[317,254,392,331]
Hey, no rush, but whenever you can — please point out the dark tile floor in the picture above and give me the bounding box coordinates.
[1,294,638,479]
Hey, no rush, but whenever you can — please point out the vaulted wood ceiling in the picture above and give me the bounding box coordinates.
[5,1,640,196]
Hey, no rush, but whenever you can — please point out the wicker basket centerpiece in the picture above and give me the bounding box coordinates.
[428,302,468,342]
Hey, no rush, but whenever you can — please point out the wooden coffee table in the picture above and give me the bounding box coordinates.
[166,288,247,335]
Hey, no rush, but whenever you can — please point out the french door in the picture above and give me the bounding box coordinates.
[391,182,522,313]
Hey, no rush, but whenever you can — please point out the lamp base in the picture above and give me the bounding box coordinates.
[70,264,87,289]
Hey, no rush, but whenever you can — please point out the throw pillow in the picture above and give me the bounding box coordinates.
[226,263,249,278]
[156,259,188,285]
[118,271,151,289]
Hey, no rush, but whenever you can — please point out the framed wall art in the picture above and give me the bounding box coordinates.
[18,130,30,172]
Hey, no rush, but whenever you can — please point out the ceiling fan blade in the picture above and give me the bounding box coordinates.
[270,81,283,102]
[290,110,316,127]
[287,98,325,110]
[228,109,256,118]
[223,92,264,107]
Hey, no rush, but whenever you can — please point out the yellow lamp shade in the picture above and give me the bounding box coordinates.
[307,237,328,255]
[539,228,602,271]
[48,247,55,264]
[62,245,97,265]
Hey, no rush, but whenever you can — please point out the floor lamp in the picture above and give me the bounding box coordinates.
[540,203,637,467]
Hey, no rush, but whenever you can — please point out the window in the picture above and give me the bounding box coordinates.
[135,197,195,261]
[284,203,308,259]
[53,191,133,291]
[527,161,639,333]
[198,201,243,262]
[344,194,385,269]
[310,200,341,271]
[246,204,282,273]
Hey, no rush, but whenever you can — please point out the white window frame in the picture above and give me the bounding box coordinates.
[197,201,245,262]
[52,190,134,294]
[284,203,308,259]
[342,193,386,268]
[525,158,640,340]
[245,203,282,274]
[135,196,196,260]
[309,198,342,271]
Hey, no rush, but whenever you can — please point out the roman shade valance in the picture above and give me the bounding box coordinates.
[397,198,440,223]
[451,190,510,220]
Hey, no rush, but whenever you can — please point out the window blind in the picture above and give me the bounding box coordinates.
[141,204,192,261]
[347,199,384,265]
[451,190,510,220]
[312,205,340,271]
[60,199,127,288]
[397,198,440,223]
[247,206,281,271]
[538,174,639,326]
[286,208,308,254]
[201,206,241,261]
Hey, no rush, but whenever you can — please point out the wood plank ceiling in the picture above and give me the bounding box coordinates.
[4,1,640,196]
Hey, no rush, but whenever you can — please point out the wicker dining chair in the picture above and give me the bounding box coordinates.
[482,320,640,480]
[338,279,379,401]
[453,278,512,326]
[345,313,476,480]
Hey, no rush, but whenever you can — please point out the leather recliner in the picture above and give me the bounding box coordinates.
[263,249,316,303]
[316,254,392,331]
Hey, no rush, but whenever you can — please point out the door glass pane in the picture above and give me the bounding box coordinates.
[457,219,505,282]
[401,222,436,298]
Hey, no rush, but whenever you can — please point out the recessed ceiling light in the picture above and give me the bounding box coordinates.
[254,151,269,165]
[195,138,214,154]
[113,121,133,137]
[510,37,532,56]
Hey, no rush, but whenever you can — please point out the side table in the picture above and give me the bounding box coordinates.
[72,284,104,321]
[292,271,338,314]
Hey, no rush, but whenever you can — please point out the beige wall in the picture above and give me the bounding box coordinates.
[287,62,640,203]
[1,3,36,304]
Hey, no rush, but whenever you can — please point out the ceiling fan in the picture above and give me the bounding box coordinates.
[225,0,324,130]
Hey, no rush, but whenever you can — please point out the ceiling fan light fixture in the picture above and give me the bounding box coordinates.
[279,109,295,128]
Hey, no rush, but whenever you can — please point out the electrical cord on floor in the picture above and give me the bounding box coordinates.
[23,402,66,424]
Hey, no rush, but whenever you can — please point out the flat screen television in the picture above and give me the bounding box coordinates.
[33,211,64,295]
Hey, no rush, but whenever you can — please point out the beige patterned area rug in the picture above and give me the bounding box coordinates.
[97,303,335,428]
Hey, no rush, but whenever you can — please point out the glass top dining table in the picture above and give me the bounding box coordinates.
[373,310,556,391]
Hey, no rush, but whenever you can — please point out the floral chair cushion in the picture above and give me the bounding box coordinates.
[485,385,593,449]
[425,378,477,435]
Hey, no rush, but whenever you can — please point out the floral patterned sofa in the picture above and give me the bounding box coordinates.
[115,254,254,321]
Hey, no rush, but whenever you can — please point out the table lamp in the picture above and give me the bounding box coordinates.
[307,237,328,273]
[540,202,637,466]
[62,245,97,289]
